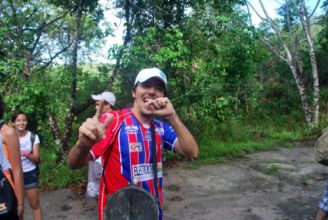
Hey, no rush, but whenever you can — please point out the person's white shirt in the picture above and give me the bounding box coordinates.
[0,138,11,171]
[86,157,102,198]
[19,131,40,172]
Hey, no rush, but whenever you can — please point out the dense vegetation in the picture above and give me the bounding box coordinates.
[0,0,327,190]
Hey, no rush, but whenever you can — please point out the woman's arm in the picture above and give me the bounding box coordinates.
[2,125,24,219]
[26,143,40,164]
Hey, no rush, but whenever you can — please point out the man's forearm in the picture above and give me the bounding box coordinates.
[67,141,90,169]
[168,114,199,158]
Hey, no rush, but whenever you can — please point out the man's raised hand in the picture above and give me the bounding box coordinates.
[145,97,176,120]
[77,100,113,150]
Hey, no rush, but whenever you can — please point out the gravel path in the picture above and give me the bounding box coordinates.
[24,141,328,220]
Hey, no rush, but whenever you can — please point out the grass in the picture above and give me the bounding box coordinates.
[39,162,87,191]
[39,147,87,191]
[266,163,281,175]
[187,118,314,167]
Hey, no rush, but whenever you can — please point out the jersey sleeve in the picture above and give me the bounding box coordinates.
[162,122,177,152]
[34,134,40,145]
[99,112,111,124]
[90,111,120,161]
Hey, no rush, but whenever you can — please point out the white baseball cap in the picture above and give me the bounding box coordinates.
[91,91,116,106]
[134,68,167,91]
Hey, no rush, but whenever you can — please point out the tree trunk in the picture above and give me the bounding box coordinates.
[252,0,320,126]
[298,0,320,125]
[57,0,83,162]
[287,60,313,124]
[48,115,62,148]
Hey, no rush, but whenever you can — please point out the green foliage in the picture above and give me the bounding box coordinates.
[318,4,328,86]
[1,0,327,190]
[117,3,264,133]
[266,163,281,175]
[40,158,87,190]
[196,117,306,165]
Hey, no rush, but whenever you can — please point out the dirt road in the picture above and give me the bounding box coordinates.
[24,141,328,220]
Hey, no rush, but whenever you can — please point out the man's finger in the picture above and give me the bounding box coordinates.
[94,100,104,121]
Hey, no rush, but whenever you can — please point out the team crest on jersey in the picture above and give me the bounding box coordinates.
[125,125,139,133]
[130,142,143,152]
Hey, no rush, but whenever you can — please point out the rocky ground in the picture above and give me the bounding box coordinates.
[24,141,328,220]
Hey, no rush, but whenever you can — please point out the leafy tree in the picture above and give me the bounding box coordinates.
[248,0,321,126]
[0,0,110,161]
[318,0,328,85]
[0,0,71,76]
[115,0,262,137]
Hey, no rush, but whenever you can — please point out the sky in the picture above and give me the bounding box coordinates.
[248,0,323,26]
[92,0,324,63]
[91,0,124,64]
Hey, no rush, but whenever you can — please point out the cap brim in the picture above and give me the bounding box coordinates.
[135,76,167,90]
[91,95,102,101]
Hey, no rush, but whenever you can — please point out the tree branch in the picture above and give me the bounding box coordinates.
[261,38,287,62]
[246,0,267,22]
[245,1,254,26]
[34,42,73,72]
[308,0,321,19]
[31,11,70,53]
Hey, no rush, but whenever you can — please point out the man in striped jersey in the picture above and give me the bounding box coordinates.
[68,67,199,220]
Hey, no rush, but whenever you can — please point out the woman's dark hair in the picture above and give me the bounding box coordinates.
[11,110,28,123]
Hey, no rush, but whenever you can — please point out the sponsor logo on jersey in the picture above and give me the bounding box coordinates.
[155,127,164,135]
[125,125,139,133]
[129,142,143,152]
[133,164,154,182]
[157,162,163,174]
[132,163,163,182]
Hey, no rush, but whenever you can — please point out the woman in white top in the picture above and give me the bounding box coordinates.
[11,111,42,220]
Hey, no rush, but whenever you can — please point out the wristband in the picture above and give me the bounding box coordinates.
[22,151,30,157]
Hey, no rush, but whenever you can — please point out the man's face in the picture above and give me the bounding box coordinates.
[132,78,165,116]
[95,100,112,114]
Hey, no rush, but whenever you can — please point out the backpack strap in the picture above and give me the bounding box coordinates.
[150,123,159,204]
[30,132,37,155]
[30,132,36,146]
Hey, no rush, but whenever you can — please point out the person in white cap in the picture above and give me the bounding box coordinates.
[91,91,116,113]
[86,91,116,199]
[68,67,198,220]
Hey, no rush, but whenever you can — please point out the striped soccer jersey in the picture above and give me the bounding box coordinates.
[90,109,177,220]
